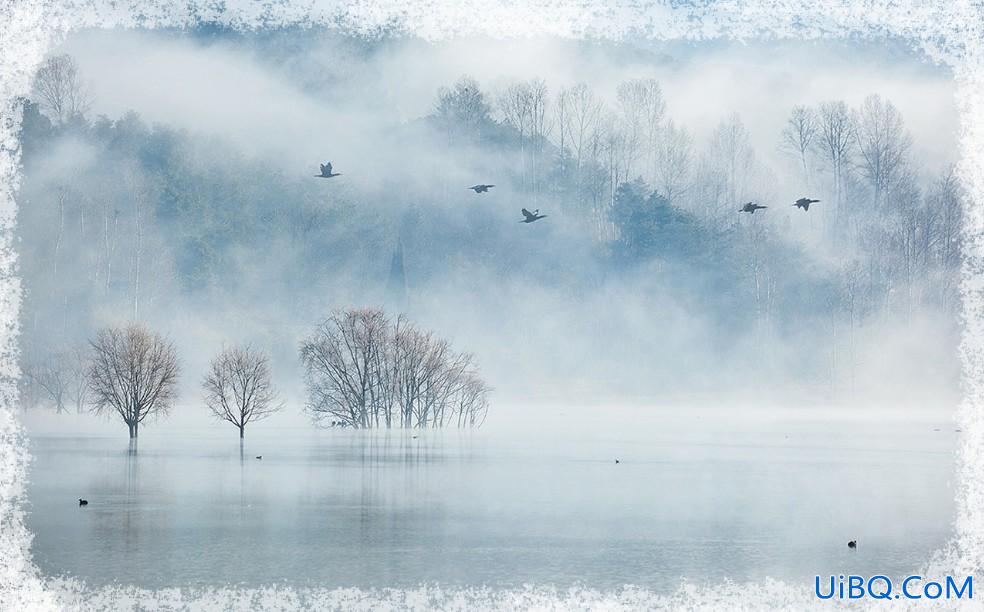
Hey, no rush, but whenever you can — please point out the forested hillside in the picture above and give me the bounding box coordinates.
[15,38,964,406]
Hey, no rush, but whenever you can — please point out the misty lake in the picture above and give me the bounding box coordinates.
[24,409,956,591]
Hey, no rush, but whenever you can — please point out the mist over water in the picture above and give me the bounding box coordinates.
[26,410,956,590]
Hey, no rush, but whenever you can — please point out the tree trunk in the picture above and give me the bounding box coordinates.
[239,424,244,439]
[128,421,138,439]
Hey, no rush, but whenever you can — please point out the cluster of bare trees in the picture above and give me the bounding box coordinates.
[780,95,913,215]
[21,346,88,414]
[432,73,962,387]
[497,79,550,196]
[541,79,677,236]
[433,76,690,238]
[462,76,776,239]
[24,309,488,436]
[458,73,960,317]
[779,95,963,312]
[300,308,490,429]
[437,74,959,272]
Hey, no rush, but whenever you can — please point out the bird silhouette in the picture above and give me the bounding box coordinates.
[469,184,495,193]
[615,459,620,464]
[848,540,857,549]
[315,162,342,178]
[521,208,547,223]
[255,455,262,460]
[78,498,88,507]
[794,197,820,211]
[740,202,768,214]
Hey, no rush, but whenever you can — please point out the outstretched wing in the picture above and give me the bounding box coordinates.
[325,162,333,175]
[522,208,535,221]
[320,163,327,174]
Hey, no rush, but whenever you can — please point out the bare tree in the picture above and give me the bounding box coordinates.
[707,114,754,222]
[53,188,67,276]
[435,76,491,202]
[100,200,120,296]
[527,78,550,196]
[32,54,92,125]
[653,119,692,201]
[497,79,549,194]
[929,168,963,313]
[202,346,282,439]
[616,78,665,183]
[435,76,491,146]
[66,345,90,413]
[497,82,533,147]
[601,111,628,235]
[554,88,573,185]
[87,325,180,438]
[815,101,854,217]
[853,94,912,207]
[18,373,43,412]
[931,167,963,272]
[780,106,818,184]
[559,83,604,208]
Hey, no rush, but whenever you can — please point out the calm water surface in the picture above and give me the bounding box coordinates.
[25,414,957,590]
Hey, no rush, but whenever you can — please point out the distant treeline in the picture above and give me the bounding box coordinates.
[15,53,964,401]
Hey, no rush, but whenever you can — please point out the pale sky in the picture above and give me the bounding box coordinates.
[57,30,960,179]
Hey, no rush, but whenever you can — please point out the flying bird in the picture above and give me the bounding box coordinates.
[469,184,495,193]
[316,162,342,178]
[794,197,820,211]
[521,208,547,223]
[255,455,262,460]
[78,498,88,507]
[740,202,768,214]
[847,540,857,549]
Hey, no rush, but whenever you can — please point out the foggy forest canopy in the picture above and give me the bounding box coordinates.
[14,28,966,429]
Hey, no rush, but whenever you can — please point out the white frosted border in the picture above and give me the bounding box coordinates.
[1,1,982,609]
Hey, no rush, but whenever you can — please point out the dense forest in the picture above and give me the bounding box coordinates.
[15,41,964,415]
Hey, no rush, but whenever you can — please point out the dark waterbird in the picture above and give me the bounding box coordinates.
[615,459,620,464]
[256,455,262,460]
[316,162,342,178]
[848,540,857,549]
[521,208,547,223]
[794,197,820,211]
[78,498,88,507]
[469,184,495,193]
[739,202,767,214]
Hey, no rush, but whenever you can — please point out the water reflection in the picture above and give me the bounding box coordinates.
[26,423,957,591]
